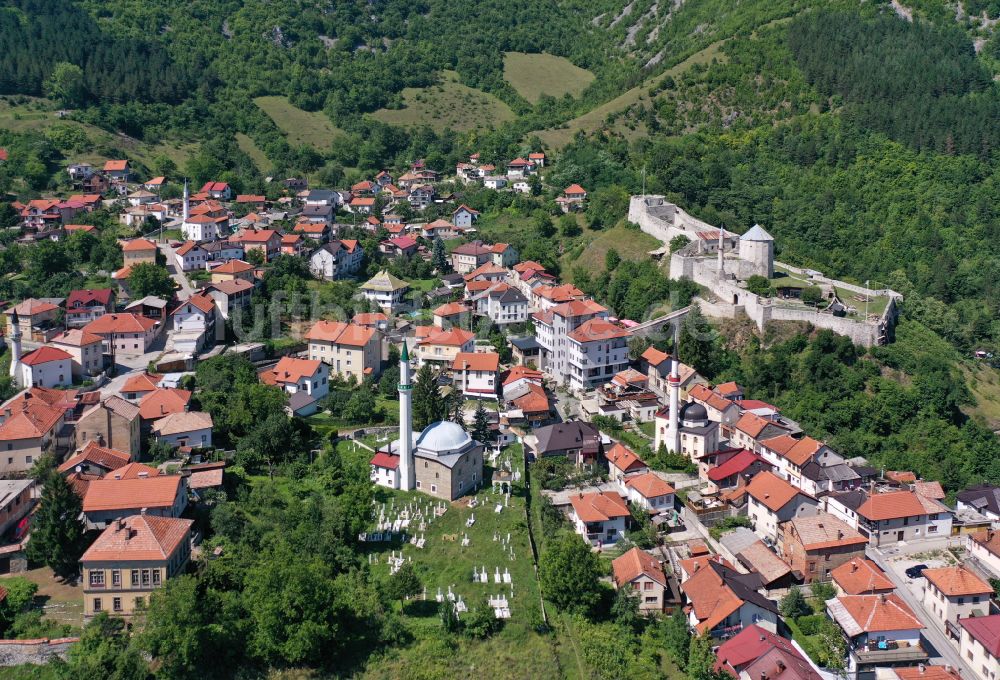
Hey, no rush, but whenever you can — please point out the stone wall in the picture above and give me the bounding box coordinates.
[0,637,78,666]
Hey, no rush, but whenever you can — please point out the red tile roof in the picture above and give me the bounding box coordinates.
[451,352,500,372]
[260,357,323,387]
[82,475,183,512]
[84,313,157,335]
[122,238,156,252]
[569,491,629,523]
[707,449,765,482]
[605,442,646,474]
[568,318,629,343]
[81,514,192,563]
[641,346,670,367]
[304,320,376,347]
[58,441,131,474]
[121,372,162,395]
[107,462,161,480]
[624,472,675,499]
[747,471,808,512]
[760,434,824,466]
[103,160,129,172]
[689,383,736,413]
[211,259,253,274]
[0,400,63,441]
[370,451,399,470]
[830,558,895,595]
[856,491,931,521]
[67,289,113,309]
[832,593,923,633]
[417,327,474,348]
[20,346,72,366]
[564,184,586,195]
[786,514,867,551]
[923,566,992,597]
[613,547,665,587]
[715,625,821,680]
[138,388,191,421]
[434,302,470,318]
[502,365,543,386]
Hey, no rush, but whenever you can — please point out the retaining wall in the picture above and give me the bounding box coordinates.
[0,637,78,666]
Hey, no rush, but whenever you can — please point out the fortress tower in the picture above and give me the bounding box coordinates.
[738,224,774,278]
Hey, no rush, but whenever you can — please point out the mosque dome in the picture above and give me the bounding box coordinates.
[416,420,472,454]
[680,401,708,425]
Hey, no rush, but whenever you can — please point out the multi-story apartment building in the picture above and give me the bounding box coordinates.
[305,321,382,383]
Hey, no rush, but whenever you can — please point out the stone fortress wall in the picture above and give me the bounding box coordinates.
[628,195,900,347]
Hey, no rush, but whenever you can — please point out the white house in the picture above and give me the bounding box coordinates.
[451,352,499,399]
[174,242,209,272]
[621,472,675,513]
[259,357,330,403]
[484,176,508,190]
[309,240,363,280]
[452,205,480,228]
[19,347,73,388]
[170,294,217,353]
[826,594,927,678]
[485,285,528,326]
[49,329,104,379]
[569,491,630,547]
[745,471,819,546]
[151,411,214,449]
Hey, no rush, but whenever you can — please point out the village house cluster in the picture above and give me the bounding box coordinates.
[1,147,994,680]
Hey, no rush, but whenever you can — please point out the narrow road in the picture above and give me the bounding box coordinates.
[869,548,974,677]
[157,242,194,300]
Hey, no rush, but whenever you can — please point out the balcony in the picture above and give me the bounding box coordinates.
[851,639,928,665]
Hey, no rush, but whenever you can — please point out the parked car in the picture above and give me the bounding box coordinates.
[905,564,928,579]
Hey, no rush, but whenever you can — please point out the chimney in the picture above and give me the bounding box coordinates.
[776,661,786,672]
[761,672,767,680]
[837,530,844,540]
[138,471,148,478]
[918,664,926,674]
[140,507,147,515]
[116,518,125,531]
[851,561,858,573]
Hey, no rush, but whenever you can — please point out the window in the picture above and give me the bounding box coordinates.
[113,597,122,612]
[431,484,437,493]
[644,582,653,591]
[111,570,121,587]
[152,570,161,587]
[93,598,102,612]
[141,569,151,587]
[89,570,105,588]
[131,570,140,587]
[24,456,31,464]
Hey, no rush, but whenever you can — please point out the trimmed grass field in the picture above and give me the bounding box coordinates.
[562,223,660,278]
[503,52,595,103]
[371,71,514,133]
[536,40,727,149]
[235,132,273,173]
[253,95,342,149]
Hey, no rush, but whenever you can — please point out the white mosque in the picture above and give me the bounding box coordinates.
[369,343,484,500]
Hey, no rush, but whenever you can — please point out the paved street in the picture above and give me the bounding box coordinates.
[870,546,974,677]
[157,242,194,300]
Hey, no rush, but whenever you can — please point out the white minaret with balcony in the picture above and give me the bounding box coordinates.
[398,342,415,491]
[665,354,681,454]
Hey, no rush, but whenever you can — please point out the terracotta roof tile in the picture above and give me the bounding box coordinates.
[569,491,629,523]
[831,593,923,633]
[304,320,376,346]
[605,442,646,473]
[83,475,183,512]
[922,566,991,597]
[58,441,131,474]
[747,471,808,513]
[451,352,499,372]
[624,471,674,499]
[138,388,191,421]
[613,547,666,587]
[81,514,192,562]
[830,558,895,595]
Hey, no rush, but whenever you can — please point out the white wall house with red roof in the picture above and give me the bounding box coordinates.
[18,346,73,389]
[451,352,499,399]
[566,317,631,392]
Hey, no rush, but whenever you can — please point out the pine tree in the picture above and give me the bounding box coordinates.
[412,364,442,430]
[471,401,491,445]
[27,472,87,579]
[432,237,448,273]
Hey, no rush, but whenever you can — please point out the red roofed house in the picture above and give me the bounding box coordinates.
[0,396,66,475]
[82,473,187,527]
[199,181,231,200]
[260,357,329,408]
[746,471,819,545]
[305,320,382,383]
[826,593,927,676]
[533,297,613,389]
[379,236,419,259]
[688,383,740,428]
[622,472,675,513]
[681,557,780,636]
[831,558,895,596]
[369,450,400,490]
[174,241,209,272]
[102,160,131,183]
[415,327,475,369]
[121,238,158,267]
[566,318,631,392]
[451,352,499,399]
[854,490,953,547]
[605,442,648,481]
[705,449,772,492]
[714,624,822,680]
[58,440,132,477]
[231,228,280,263]
[558,184,587,212]
[66,289,116,328]
[450,240,493,273]
[959,614,1000,680]
[170,293,218,353]
[6,299,61,341]
[81,514,193,619]
[210,259,255,284]
[921,566,992,627]
[138,388,191,423]
[759,433,843,490]
[349,196,375,214]
[780,513,868,583]
[612,547,667,614]
[570,490,630,546]
[18,346,73,389]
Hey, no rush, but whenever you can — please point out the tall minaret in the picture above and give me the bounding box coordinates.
[398,342,415,491]
[665,352,681,454]
[182,179,190,238]
[717,228,725,280]
[8,309,21,384]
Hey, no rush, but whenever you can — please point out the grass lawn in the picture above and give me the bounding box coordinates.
[962,362,1000,430]
[254,95,343,150]
[235,132,273,173]
[359,443,581,678]
[503,52,595,103]
[371,71,514,133]
[2,566,84,627]
[561,223,660,278]
[536,41,727,149]
[771,267,889,317]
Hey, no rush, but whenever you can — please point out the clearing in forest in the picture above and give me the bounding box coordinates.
[253,95,342,149]
[371,71,514,132]
[503,52,595,103]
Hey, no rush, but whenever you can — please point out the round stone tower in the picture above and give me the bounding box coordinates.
[738,224,774,279]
